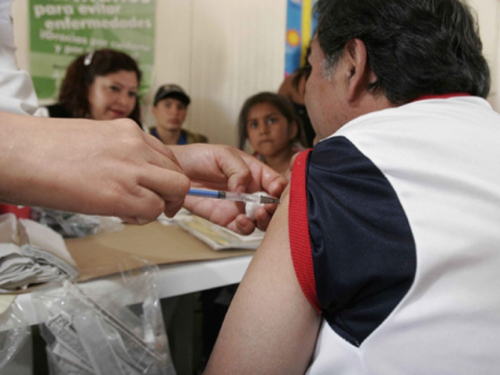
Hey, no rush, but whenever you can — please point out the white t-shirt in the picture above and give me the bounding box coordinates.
[290,95,500,375]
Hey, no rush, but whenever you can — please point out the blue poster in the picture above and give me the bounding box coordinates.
[284,0,317,76]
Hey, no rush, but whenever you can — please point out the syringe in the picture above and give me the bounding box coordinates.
[187,188,280,204]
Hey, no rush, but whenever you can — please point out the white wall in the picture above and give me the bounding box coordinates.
[12,0,287,147]
[180,0,286,146]
[10,0,500,147]
[470,0,500,111]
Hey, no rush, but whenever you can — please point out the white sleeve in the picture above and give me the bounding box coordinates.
[0,0,38,115]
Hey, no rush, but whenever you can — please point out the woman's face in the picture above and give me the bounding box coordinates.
[87,70,138,120]
[246,102,297,158]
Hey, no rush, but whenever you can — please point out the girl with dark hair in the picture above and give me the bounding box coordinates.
[278,45,316,147]
[35,49,142,126]
[238,92,307,175]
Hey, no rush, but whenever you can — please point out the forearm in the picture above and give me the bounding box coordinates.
[0,112,42,204]
[0,113,103,208]
[0,112,190,221]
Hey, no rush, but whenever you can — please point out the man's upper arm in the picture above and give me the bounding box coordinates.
[205,185,321,375]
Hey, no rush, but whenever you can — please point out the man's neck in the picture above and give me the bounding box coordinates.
[156,127,181,145]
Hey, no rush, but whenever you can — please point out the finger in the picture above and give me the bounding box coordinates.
[138,164,190,209]
[141,132,184,170]
[236,150,288,196]
[174,145,253,192]
[118,179,185,221]
[120,216,137,224]
[112,166,189,221]
[211,147,252,193]
[111,185,166,223]
[163,199,185,218]
[120,216,154,225]
[258,168,288,198]
[227,214,257,235]
[184,196,246,227]
[253,206,275,231]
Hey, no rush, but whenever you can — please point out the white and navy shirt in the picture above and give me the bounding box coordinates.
[290,95,500,375]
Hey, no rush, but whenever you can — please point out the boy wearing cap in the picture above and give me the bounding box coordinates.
[150,84,208,145]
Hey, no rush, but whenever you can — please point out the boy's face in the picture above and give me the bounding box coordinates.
[152,97,188,131]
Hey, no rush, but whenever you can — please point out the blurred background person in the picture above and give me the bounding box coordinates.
[238,92,307,176]
[149,84,208,145]
[35,48,142,126]
[278,44,315,147]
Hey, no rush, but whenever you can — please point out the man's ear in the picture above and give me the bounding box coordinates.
[343,38,373,102]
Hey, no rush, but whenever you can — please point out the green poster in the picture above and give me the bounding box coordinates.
[29,0,155,100]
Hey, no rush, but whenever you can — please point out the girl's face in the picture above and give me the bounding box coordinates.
[246,102,298,157]
[87,70,138,120]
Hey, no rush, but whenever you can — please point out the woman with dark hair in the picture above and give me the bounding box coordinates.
[35,49,142,126]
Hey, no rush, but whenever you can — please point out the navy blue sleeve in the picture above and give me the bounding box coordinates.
[307,136,416,346]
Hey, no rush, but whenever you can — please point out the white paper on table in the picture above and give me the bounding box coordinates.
[176,214,264,250]
[0,214,18,244]
[0,214,78,293]
[19,219,77,269]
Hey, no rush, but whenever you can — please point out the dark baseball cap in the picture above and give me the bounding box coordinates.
[153,84,191,106]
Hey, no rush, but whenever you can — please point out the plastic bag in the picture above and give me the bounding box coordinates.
[33,257,176,375]
[0,299,30,369]
[31,208,124,238]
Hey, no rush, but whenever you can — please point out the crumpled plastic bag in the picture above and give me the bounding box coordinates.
[33,257,176,375]
[0,299,30,370]
[31,208,124,238]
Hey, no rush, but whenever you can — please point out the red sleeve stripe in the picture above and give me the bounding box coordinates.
[289,149,321,313]
[413,93,470,101]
